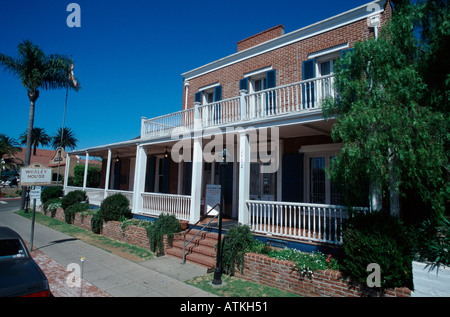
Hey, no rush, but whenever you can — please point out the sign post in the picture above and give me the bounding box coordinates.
[20,164,52,251]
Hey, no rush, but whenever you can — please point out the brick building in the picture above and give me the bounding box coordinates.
[66,0,392,247]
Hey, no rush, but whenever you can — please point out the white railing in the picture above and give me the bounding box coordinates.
[64,186,134,208]
[142,108,195,138]
[141,192,191,221]
[105,189,134,209]
[140,75,335,138]
[199,96,240,127]
[244,74,335,120]
[246,200,365,245]
[84,188,106,206]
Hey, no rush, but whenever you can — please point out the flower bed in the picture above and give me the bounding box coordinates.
[235,252,411,297]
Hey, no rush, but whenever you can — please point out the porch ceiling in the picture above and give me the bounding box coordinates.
[278,118,335,139]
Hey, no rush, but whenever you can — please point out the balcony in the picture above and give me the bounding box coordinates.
[141,74,335,139]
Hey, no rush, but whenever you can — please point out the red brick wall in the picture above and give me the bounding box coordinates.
[235,253,411,297]
[183,2,392,109]
[237,25,285,52]
[43,207,150,249]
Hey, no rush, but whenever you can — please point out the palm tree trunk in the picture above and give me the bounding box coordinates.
[20,90,39,210]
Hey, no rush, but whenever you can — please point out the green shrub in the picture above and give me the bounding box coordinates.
[341,211,413,290]
[221,224,256,275]
[61,190,87,210]
[41,186,63,203]
[91,211,103,234]
[410,215,450,269]
[42,198,62,216]
[146,214,181,255]
[99,193,131,222]
[64,202,89,224]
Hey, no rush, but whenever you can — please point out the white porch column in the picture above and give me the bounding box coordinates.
[63,153,70,190]
[239,89,248,120]
[133,144,147,213]
[238,132,250,225]
[104,148,112,199]
[189,136,203,224]
[82,152,89,190]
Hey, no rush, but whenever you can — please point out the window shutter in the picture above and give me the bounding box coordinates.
[213,85,222,122]
[146,155,156,192]
[266,69,277,113]
[282,153,303,202]
[239,78,248,91]
[340,48,354,58]
[195,91,203,103]
[302,59,316,80]
[214,85,222,102]
[302,59,316,108]
[161,157,170,194]
[184,162,192,195]
[266,70,276,89]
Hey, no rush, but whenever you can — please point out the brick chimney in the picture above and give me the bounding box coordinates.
[237,25,285,52]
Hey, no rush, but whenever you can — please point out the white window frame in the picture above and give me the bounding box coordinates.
[300,143,342,205]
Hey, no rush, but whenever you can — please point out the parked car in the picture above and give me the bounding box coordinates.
[0,227,51,297]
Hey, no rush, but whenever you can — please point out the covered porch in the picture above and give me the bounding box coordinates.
[65,75,369,245]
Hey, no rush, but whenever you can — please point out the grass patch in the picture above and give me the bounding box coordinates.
[186,273,300,297]
[15,209,154,262]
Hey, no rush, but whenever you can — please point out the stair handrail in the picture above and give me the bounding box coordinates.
[182,203,220,264]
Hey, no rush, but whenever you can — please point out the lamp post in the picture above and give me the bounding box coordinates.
[212,149,229,285]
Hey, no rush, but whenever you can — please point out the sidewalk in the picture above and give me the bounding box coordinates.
[0,209,217,297]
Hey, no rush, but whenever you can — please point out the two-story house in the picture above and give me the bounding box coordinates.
[65,0,392,246]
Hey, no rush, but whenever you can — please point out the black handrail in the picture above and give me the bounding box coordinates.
[182,203,220,264]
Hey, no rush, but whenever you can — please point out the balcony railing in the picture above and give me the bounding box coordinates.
[142,75,335,138]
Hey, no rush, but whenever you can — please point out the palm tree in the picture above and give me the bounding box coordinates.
[51,127,78,151]
[0,40,80,208]
[0,134,23,170]
[19,127,51,155]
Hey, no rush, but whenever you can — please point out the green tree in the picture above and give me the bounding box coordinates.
[0,40,80,208]
[19,127,51,155]
[0,134,22,170]
[51,127,78,151]
[323,2,448,219]
[70,164,101,188]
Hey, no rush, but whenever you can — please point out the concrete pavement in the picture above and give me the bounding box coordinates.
[0,200,216,297]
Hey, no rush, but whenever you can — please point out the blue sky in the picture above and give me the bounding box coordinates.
[0,0,372,152]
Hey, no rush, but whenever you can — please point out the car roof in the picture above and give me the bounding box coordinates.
[0,227,23,240]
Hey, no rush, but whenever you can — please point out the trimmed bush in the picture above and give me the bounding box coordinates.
[146,213,181,255]
[221,224,256,275]
[42,197,62,216]
[91,211,103,234]
[341,211,414,290]
[99,193,131,222]
[64,202,89,224]
[41,186,63,204]
[61,190,88,210]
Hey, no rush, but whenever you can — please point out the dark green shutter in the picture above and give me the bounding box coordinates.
[161,156,170,194]
[113,160,121,190]
[184,162,192,195]
[146,155,156,192]
[239,78,248,91]
[213,85,222,122]
[302,59,316,108]
[266,70,276,114]
[282,153,303,202]
[195,91,203,103]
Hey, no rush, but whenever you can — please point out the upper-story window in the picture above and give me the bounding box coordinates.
[302,44,351,108]
[240,67,276,116]
[195,83,222,125]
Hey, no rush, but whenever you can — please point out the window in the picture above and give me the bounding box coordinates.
[250,162,275,201]
[240,68,276,117]
[195,84,222,125]
[301,144,343,205]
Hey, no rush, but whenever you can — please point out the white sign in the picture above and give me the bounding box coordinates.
[204,184,221,216]
[20,163,52,186]
[30,187,42,200]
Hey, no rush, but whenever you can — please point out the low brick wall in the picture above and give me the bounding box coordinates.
[40,207,150,249]
[235,252,411,297]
